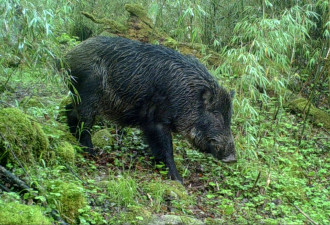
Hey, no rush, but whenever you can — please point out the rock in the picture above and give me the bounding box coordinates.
[148,215,204,225]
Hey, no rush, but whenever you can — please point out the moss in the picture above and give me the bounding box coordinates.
[0,107,49,165]
[20,96,44,108]
[163,37,179,49]
[92,129,114,149]
[0,202,51,225]
[115,205,152,224]
[143,179,191,212]
[46,180,86,224]
[106,20,128,33]
[81,11,127,34]
[287,97,330,129]
[204,218,226,224]
[56,141,75,164]
[124,4,153,27]
[164,180,189,200]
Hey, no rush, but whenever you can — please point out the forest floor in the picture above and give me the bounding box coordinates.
[0,65,329,225]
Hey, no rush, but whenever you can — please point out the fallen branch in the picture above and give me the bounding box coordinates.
[0,133,31,182]
[0,165,68,224]
[0,183,10,192]
[0,165,30,191]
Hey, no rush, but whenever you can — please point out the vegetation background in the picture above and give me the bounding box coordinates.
[0,0,329,224]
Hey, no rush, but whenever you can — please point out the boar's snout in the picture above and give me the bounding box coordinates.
[220,140,236,163]
[221,153,237,163]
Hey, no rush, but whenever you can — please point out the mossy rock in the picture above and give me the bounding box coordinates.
[46,180,86,224]
[148,215,203,225]
[92,129,115,149]
[146,180,188,200]
[115,205,152,224]
[0,107,49,165]
[56,141,75,164]
[287,97,330,129]
[81,11,128,34]
[124,4,153,27]
[0,202,51,225]
[143,180,192,212]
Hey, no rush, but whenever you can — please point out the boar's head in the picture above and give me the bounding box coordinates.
[189,88,236,163]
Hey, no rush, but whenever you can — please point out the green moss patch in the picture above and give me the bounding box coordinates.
[143,180,192,212]
[0,202,51,225]
[115,205,152,224]
[92,129,115,149]
[20,96,44,108]
[56,141,75,164]
[0,107,49,165]
[287,97,330,129]
[124,4,153,27]
[46,180,87,224]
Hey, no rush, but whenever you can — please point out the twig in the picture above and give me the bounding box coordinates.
[0,133,31,182]
[0,166,68,224]
[64,163,87,186]
[293,204,318,225]
[252,171,261,190]
[0,183,10,192]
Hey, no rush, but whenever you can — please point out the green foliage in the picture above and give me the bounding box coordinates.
[106,174,139,207]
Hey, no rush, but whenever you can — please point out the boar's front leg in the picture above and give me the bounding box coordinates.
[66,93,98,155]
[142,123,183,183]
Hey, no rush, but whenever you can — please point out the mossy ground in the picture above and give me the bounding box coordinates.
[46,180,87,223]
[56,141,76,164]
[0,107,49,165]
[0,201,52,225]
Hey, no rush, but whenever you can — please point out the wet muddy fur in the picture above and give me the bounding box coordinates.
[65,36,236,182]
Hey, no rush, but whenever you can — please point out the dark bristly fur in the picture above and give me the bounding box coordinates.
[64,36,236,182]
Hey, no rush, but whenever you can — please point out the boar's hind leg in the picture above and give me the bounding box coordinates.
[143,123,183,183]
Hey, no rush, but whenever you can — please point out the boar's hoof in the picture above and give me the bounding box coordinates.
[221,154,237,163]
[169,173,183,184]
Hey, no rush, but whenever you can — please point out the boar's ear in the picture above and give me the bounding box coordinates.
[230,90,235,99]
